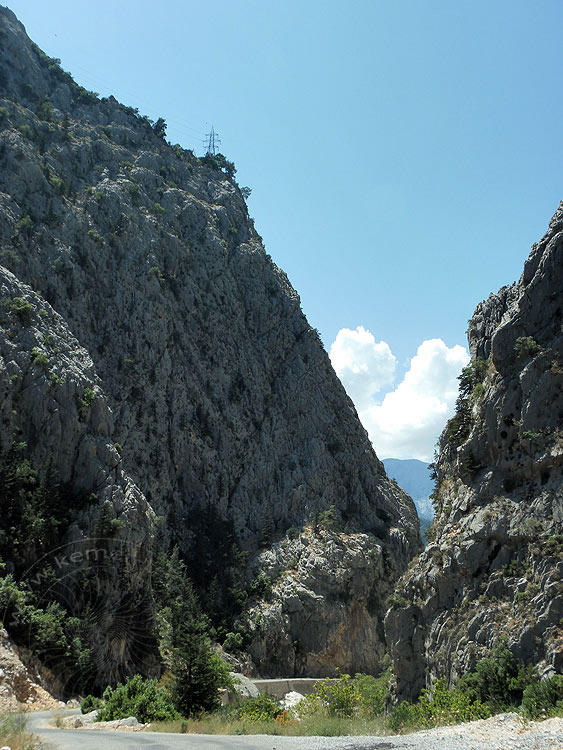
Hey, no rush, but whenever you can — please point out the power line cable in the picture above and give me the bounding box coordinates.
[61,60,207,143]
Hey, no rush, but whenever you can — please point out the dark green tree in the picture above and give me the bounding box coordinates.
[152,117,167,138]
[153,548,231,716]
[457,640,538,709]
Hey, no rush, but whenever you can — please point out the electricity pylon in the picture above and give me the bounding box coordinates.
[204,126,220,155]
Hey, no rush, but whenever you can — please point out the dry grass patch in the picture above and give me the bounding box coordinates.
[0,712,41,749]
[149,714,388,736]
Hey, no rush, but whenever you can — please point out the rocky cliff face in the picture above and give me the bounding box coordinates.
[0,627,61,711]
[0,264,156,689]
[0,6,420,678]
[386,203,563,700]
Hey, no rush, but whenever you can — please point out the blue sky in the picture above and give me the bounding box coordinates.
[6,0,562,459]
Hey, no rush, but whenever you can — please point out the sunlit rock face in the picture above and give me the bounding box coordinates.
[0,6,420,677]
[386,202,563,700]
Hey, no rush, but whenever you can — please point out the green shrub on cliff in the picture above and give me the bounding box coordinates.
[514,336,541,358]
[456,640,538,710]
[443,359,487,449]
[0,573,94,693]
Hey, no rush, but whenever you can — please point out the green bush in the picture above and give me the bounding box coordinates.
[30,347,49,368]
[202,153,237,177]
[388,679,490,732]
[152,117,167,138]
[0,574,94,692]
[37,99,54,121]
[87,229,104,244]
[386,592,409,610]
[0,446,105,695]
[514,336,542,358]
[222,631,244,653]
[97,674,180,723]
[0,446,77,569]
[148,265,164,282]
[127,183,140,203]
[300,672,361,717]
[521,675,563,719]
[50,175,65,195]
[16,215,34,237]
[81,694,103,713]
[8,296,33,325]
[355,670,391,716]
[316,505,341,532]
[17,124,33,140]
[249,572,272,600]
[74,87,99,104]
[456,640,538,709]
[472,382,485,400]
[80,387,96,408]
[235,694,282,722]
[544,535,563,557]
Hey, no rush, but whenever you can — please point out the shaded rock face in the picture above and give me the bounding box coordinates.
[0,7,420,676]
[0,266,155,687]
[386,203,563,700]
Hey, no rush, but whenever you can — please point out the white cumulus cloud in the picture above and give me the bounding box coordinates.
[329,326,397,409]
[330,331,469,462]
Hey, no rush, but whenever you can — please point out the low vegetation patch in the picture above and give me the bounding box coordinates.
[150,713,388,736]
[87,643,562,736]
[0,712,39,749]
[388,679,490,732]
[92,675,180,723]
[521,675,563,719]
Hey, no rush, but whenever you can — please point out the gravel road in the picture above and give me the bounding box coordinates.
[28,710,563,750]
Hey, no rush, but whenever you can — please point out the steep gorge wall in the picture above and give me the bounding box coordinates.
[386,203,563,700]
[0,265,155,689]
[0,6,420,677]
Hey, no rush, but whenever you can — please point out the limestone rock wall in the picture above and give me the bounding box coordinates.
[0,6,420,677]
[386,202,563,700]
[246,507,413,677]
[0,265,155,687]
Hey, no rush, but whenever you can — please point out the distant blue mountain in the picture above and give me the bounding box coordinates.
[382,458,434,521]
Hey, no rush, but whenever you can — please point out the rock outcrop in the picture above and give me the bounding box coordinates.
[0,6,420,678]
[0,627,61,711]
[247,521,410,676]
[386,202,563,700]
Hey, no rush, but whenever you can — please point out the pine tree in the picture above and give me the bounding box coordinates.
[153,547,230,715]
